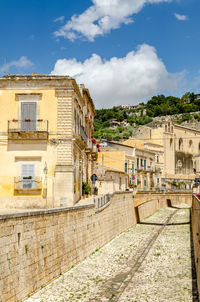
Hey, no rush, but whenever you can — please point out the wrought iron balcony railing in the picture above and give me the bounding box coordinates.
[8,119,48,132]
[14,177,42,194]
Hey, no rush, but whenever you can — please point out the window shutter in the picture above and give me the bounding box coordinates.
[21,164,35,188]
[21,102,36,131]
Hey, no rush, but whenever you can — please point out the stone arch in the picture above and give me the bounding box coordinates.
[189,140,193,153]
[179,138,183,151]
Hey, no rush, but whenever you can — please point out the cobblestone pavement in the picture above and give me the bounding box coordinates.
[25,206,197,302]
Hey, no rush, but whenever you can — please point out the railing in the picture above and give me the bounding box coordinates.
[93,194,111,209]
[80,125,88,144]
[8,120,48,132]
[14,177,42,190]
[136,167,155,172]
[137,189,193,194]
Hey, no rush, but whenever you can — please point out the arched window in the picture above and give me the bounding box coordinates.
[170,138,173,147]
[199,142,200,153]
[165,125,167,132]
[176,159,182,173]
[189,140,193,153]
[179,138,183,151]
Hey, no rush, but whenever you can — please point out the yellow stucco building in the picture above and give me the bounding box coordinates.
[98,141,158,191]
[132,120,200,190]
[0,74,97,209]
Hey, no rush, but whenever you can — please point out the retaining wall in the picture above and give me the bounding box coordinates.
[191,195,200,296]
[134,193,192,221]
[0,192,135,302]
[0,192,192,302]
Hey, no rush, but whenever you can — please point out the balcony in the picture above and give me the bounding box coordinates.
[136,166,155,173]
[14,177,42,195]
[80,125,88,144]
[8,119,48,140]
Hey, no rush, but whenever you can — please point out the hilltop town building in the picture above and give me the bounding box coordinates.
[132,121,200,190]
[0,74,97,209]
[98,141,158,191]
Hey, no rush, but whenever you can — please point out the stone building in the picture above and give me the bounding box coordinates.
[0,74,97,209]
[123,138,163,190]
[132,121,200,190]
[98,141,157,191]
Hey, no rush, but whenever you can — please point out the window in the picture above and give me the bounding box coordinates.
[77,113,79,134]
[144,159,146,170]
[125,161,128,173]
[21,102,36,131]
[189,140,193,152]
[179,138,183,151]
[21,164,35,189]
[140,159,143,168]
[144,178,147,188]
[74,108,76,134]
[137,158,139,169]
[132,162,134,173]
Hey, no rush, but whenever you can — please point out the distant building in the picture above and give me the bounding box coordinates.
[132,121,200,190]
[98,141,157,191]
[116,104,143,110]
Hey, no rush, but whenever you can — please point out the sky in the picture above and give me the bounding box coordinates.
[0,0,200,108]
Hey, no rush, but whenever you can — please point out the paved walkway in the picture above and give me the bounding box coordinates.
[24,206,198,302]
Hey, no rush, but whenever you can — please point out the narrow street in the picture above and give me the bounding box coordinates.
[25,206,198,302]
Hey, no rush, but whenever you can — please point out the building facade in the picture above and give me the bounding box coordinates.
[132,121,200,190]
[0,74,97,209]
[99,141,157,191]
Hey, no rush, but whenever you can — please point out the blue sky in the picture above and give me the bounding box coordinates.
[0,0,199,108]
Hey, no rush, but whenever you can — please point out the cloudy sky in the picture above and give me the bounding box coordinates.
[0,0,199,108]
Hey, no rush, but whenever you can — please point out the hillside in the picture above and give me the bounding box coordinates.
[94,92,200,140]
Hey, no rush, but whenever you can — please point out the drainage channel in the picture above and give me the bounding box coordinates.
[99,208,179,302]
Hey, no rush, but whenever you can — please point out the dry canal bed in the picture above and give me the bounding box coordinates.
[25,206,198,302]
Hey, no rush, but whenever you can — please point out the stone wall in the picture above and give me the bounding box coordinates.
[0,191,135,302]
[134,193,192,222]
[0,192,192,302]
[191,195,200,296]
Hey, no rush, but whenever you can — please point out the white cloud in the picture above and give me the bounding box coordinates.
[0,56,34,74]
[54,16,65,23]
[54,0,171,41]
[174,13,188,21]
[51,44,183,108]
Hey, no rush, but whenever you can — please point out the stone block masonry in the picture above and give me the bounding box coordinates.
[0,192,192,301]
[191,194,200,297]
[0,191,135,302]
